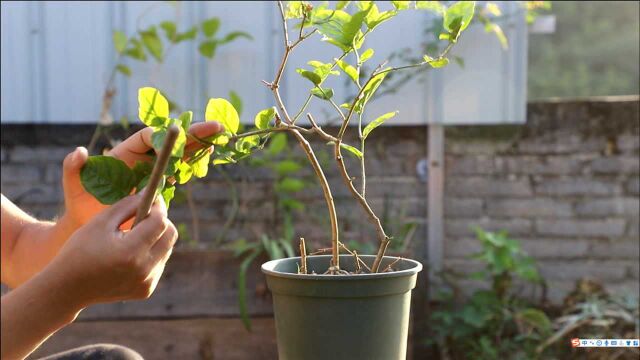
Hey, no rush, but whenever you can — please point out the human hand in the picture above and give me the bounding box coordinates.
[61,122,222,228]
[47,192,177,306]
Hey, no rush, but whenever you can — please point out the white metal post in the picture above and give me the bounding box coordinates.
[427,124,444,278]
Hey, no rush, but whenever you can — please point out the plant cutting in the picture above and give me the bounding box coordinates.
[80,1,476,358]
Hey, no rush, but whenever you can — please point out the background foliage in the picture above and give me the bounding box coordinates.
[528,1,640,99]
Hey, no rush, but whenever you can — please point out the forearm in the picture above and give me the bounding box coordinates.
[4,214,79,288]
[1,263,84,360]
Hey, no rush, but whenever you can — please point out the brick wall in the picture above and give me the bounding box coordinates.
[1,97,638,303]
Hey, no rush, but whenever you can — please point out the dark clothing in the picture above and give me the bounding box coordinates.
[36,344,143,360]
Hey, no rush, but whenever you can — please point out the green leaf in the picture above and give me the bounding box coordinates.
[176,160,193,184]
[159,21,177,42]
[354,1,372,10]
[281,199,305,212]
[198,40,217,58]
[219,31,253,44]
[517,308,551,332]
[439,32,452,41]
[236,135,260,154]
[416,1,445,14]
[279,238,295,258]
[336,59,359,84]
[354,72,387,113]
[138,87,169,125]
[201,17,220,37]
[311,9,365,51]
[339,142,363,158]
[285,1,308,19]
[80,156,137,205]
[205,98,240,135]
[175,26,198,42]
[485,22,508,49]
[161,184,175,208]
[115,64,131,77]
[296,69,322,85]
[310,87,334,100]
[336,1,350,10]
[262,235,285,260]
[254,107,275,129]
[140,27,163,62]
[305,61,340,84]
[276,178,306,192]
[228,90,243,117]
[359,48,374,64]
[178,111,192,132]
[424,55,450,68]
[151,124,187,158]
[328,141,363,158]
[238,248,262,331]
[364,5,397,30]
[363,111,398,139]
[444,1,475,40]
[113,30,128,54]
[124,38,147,61]
[165,156,181,176]
[132,160,153,184]
[191,151,210,178]
[273,160,302,175]
[391,1,411,10]
[267,133,287,156]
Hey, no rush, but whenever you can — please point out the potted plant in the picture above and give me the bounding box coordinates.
[80,2,476,358]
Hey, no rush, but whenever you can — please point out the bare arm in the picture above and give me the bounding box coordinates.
[1,194,78,288]
[1,195,178,359]
[1,260,83,360]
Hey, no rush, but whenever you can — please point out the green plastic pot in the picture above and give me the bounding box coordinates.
[262,254,422,360]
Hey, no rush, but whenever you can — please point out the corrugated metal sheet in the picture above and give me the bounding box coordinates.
[0,1,527,125]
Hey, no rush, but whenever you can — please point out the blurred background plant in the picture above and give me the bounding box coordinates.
[88,0,251,154]
[528,1,640,99]
[225,132,313,330]
[426,228,640,360]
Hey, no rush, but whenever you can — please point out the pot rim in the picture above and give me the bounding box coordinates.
[261,255,422,280]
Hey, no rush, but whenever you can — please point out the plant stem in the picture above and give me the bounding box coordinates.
[299,237,308,274]
[272,1,340,268]
[358,111,366,196]
[291,129,339,268]
[333,140,390,272]
[292,94,313,122]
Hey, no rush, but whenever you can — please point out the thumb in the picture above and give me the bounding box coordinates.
[62,147,89,204]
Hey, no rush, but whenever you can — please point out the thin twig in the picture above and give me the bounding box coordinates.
[334,140,390,272]
[299,237,308,274]
[382,257,403,272]
[306,114,337,142]
[338,242,372,273]
[354,250,362,273]
[358,111,366,196]
[293,94,313,122]
[133,125,180,227]
[310,247,332,255]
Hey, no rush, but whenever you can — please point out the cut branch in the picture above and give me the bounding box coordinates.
[291,129,340,268]
[299,237,308,274]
